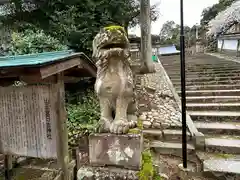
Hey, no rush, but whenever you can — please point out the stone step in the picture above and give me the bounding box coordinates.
[189,111,240,122]
[205,134,240,140]
[194,121,240,135]
[186,102,240,111]
[161,61,239,65]
[178,89,240,96]
[163,67,240,72]
[188,110,240,117]
[196,152,240,176]
[167,72,240,78]
[170,72,240,79]
[162,64,240,68]
[184,96,240,103]
[196,152,240,161]
[204,160,240,176]
[176,84,240,91]
[164,66,214,70]
[165,67,240,72]
[205,137,240,154]
[173,79,240,86]
[165,69,240,76]
[182,89,240,93]
[167,70,240,77]
[188,102,240,106]
[150,140,195,156]
[162,61,239,65]
[143,129,192,142]
[166,69,240,76]
[171,76,240,83]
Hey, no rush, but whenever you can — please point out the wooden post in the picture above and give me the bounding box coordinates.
[4,155,13,180]
[140,0,155,73]
[0,82,12,180]
[56,73,69,180]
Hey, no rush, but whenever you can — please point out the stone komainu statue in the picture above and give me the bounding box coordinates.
[92,26,137,134]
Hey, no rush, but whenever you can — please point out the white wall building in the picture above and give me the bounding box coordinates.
[217,24,240,56]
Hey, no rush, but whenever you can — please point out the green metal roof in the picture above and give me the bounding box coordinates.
[0,50,84,68]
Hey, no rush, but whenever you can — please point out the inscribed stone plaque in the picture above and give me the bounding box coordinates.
[89,133,143,170]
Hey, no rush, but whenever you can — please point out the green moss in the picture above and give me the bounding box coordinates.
[104,25,126,34]
[138,149,162,180]
[214,153,235,159]
[137,118,143,130]
[128,128,141,134]
[138,150,154,180]
[128,118,144,134]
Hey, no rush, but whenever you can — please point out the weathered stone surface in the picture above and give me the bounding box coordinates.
[89,133,143,170]
[77,166,139,180]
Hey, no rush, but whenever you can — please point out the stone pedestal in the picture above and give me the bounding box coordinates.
[89,133,143,170]
[77,133,143,180]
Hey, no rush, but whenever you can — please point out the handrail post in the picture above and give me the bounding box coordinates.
[180,0,187,169]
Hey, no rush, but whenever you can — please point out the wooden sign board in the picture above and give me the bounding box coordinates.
[0,84,58,158]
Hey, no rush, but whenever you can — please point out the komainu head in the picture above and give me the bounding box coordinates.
[92,25,130,60]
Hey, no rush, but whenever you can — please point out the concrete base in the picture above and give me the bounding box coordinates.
[77,166,139,180]
[89,133,143,170]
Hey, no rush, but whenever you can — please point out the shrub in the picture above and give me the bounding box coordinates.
[66,90,100,147]
[8,29,68,55]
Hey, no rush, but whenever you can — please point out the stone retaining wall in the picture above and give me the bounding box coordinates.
[136,63,182,130]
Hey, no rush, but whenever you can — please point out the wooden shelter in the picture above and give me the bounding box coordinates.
[0,50,96,179]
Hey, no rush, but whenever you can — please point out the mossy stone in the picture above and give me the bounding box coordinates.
[128,128,141,134]
[104,25,126,34]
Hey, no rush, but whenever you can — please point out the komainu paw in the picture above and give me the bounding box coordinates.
[110,119,130,134]
[127,114,138,129]
[95,118,112,133]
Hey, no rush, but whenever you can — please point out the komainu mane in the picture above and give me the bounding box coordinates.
[93,26,137,134]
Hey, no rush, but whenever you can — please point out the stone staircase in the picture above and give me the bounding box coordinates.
[143,126,198,179]
[134,61,200,179]
[159,54,240,179]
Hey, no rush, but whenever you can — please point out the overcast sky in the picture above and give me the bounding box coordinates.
[129,0,219,36]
